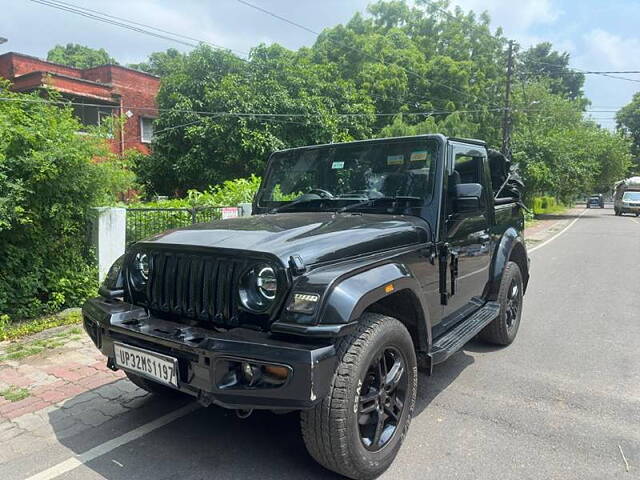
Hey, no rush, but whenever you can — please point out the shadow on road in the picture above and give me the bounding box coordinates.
[45,352,474,479]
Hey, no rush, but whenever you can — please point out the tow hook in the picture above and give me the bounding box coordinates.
[236,409,253,419]
[107,357,118,371]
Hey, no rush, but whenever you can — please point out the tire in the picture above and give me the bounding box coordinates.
[124,371,185,397]
[301,313,418,480]
[480,261,523,346]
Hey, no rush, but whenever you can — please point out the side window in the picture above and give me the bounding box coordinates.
[448,149,486,216]
[453,153,483,184]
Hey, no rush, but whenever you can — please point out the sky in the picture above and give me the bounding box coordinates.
[2,0,639,130]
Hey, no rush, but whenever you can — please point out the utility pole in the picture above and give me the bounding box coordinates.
[501,40,515,159]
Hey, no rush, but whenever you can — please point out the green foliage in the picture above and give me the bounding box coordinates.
[0,386,30,402]
[616,92,640,174]
[0,326,81,361]
[129,1,630,202]
[138,1,512,194]
[47,43,118,69]
[127,48,185,76]
[512,81,631,202]
[0,82,131,320]
[518,43,585,100]
[531,196,565,215]
[0,310,82,342]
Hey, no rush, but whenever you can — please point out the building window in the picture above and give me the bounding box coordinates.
[140,117,155,143]
[72,104,114,128]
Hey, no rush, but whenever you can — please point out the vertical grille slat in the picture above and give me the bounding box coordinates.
[164,254,177,312]
[143,251,265,328]
[188,256,200,317]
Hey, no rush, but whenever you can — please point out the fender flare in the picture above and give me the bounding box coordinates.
[488,227,529,299]
[319,263,431,351]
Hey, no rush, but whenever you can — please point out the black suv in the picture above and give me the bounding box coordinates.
[84,134,529,479]
[587,194,604,208]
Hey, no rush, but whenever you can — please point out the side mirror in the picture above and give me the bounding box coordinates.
[455,183,484,213]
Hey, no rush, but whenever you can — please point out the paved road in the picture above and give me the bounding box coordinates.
[2,207,639,479]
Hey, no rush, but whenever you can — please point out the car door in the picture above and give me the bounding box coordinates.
[441,143,492,322]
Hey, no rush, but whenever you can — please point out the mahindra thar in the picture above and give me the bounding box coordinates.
[83,134,530,479]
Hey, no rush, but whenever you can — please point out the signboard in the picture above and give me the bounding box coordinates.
[221,207,239,219]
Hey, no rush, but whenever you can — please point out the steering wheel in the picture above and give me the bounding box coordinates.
[308,188,334,199]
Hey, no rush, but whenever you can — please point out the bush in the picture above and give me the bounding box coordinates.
[0,82,133,320]
[132,175,262,208]
[531,195,563,215]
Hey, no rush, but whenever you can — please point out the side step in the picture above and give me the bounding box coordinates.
[430,302,500,365]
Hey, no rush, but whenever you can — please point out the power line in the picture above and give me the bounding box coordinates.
[29,0,249,57]
[582,71,640,74]
[524,59,640,84]
[0,95,511,117]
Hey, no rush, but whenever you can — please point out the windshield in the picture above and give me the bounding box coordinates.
[257,138,438,213]
[623,192,640,202]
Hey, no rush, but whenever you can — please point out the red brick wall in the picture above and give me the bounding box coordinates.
[0,53,82,79]
[0,53,160,155]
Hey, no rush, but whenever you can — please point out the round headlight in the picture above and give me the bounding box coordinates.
[257,266,277,300]
[135,253,150,280]
[130,252,149,290]
[239,264,278,312]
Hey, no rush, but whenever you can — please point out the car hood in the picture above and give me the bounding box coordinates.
[137,212,431,266]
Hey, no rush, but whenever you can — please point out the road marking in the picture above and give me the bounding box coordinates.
[529,209,588,253]
[25,402,199,480]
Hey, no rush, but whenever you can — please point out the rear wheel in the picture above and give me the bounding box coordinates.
[124,371,185,397]
[480,261,523,346]
[301,313,417,480]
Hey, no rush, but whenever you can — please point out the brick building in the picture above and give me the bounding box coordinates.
[0,52,160,155]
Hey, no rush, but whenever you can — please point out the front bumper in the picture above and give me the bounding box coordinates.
[619,205,640,213]
[82,297,338,410]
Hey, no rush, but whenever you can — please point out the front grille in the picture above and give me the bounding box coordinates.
[142,251,248,327]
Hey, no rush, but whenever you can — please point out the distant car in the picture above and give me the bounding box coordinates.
[614,177,640,216]
[587,194,604,208]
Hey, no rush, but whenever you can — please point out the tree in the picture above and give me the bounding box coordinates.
[518,42,585,101]
[0,81,133,319]
[137,44,375,194]
[127,48,184,76]
[47,43,118,69]
[512,81,631,201]
[616,92,640,174]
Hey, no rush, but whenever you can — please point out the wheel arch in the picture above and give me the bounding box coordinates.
[319,263,431,352]
[488,228,530,299]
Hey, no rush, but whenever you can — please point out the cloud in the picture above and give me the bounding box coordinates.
[580,28,640,69]
[453,0,560,32]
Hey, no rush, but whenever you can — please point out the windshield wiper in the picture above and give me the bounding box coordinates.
[269,197,318,214]
[337,196,421,213]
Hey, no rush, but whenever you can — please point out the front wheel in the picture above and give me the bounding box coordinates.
[480,261,524,345]
[301,313,417,480]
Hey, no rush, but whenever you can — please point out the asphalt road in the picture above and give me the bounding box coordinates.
[3,207,640,479]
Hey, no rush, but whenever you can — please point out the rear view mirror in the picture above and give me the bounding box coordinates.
[455,183,483,213]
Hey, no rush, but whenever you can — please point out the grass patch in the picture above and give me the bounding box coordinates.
[0,386,30,402]
[0,310,82,342]
[0,328,82,362]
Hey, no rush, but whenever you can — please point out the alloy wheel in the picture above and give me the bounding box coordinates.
[357,347,408,451]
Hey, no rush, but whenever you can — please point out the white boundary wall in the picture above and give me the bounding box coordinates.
[92,207,126,282]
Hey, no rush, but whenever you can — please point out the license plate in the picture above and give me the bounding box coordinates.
[114,343,179,388]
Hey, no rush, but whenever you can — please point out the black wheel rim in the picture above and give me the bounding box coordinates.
[505,279,521,330]
[357,346,408,451]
